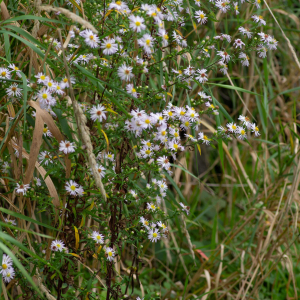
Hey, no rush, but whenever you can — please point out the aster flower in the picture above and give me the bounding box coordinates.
[252,15,266,26]
[89,104,107,122]
[105,247,115,262]
[6,83,23,98]
[91,231,104,244]
[65,180,80,196]
[179,202,190,215]
[195,10,208,24]
[118,64,134,82]
[3,267,15,283]
[59,140,76,154]
[129,15,146,32]
[0,255,13,276]
[51,240,65,252]
[148,228,161,242]
[15,183,30,195]
[101,38,118,55]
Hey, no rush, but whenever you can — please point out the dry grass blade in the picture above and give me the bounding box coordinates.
[40,5,98,33]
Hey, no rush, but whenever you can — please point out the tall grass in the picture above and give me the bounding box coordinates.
[0,0,300,299]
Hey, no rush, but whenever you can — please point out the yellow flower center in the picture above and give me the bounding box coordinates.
[185,121,189,126]
[1,71,6,76]
[57,85,61,90]
[235,5,238,10]
[108,251,113,257]
[90,35,94,40]
[2,264,7,270]
[42,93,48,99]
[146,142,151,147]
[153,232,158,238]
[96,235,101,240]
[151,204,156,209]
[116,1,121,5]
[70,185,76,191]
[174,132,179,138]
[173,144,178,149]
[14,67,19,70]
[40,75,46,80]
[135,21,141,26]
[210,104,215,109]
[232,125,237,130]
[191,113,195,117]
[48,82,52,87]
[57,244,61,248]
[161,131,166,136]
[200,14,205,19]
[145,150,151,155]
[144,221,149,225]
[164,34,169,40]
[132,88,136,93]
[63,78,68,83]
[255,127,259,131]
[168,111,173,116]
[43,128,48,133]
[145,119,150,124]
[106,43,112,49]
[259,15,263,19]
[180,111,185,115]
[151,12,157,17]
[146,39,151,46]
[241,130,245,135]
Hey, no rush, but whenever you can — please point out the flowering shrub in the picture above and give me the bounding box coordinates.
[0,0,278,298]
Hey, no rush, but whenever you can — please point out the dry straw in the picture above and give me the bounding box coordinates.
[40,5,98,33]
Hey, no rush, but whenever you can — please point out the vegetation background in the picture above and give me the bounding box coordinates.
[1,0,300,299]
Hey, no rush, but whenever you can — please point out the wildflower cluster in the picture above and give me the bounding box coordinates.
[0,0,276,297]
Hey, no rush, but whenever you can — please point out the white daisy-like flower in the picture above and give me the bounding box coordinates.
[118,64,134,82]
[129,15,146,32]
[51,240,65,252]
[239,52,250,67]
[215,0,230,13]
[147,202,157,211]
[59,140,76,154]
[6,83,23,98]
[89,104,107,122]
[157,156,170,169]
[35,72,48,84]
[84,32,100,48]
[195,69,208,83]
[217,51,231,63]
[195,10,208,24]
[61,76,76,88]
[157,28,169,46]
[140,217,150,228]
[233,2,239,14]
[101,38,118,55]
[104,152,115,162]
[34,177,42,186]
[42,126,53,137]
[0,254,13,275]
[0,68,11,81]
[15,183,30,195]
[91,231,104,244]
[8,63,22,77]
[252,15,266,26]
[250,123,260,137]
[4,218,16,226]
[3,267,15,283]
[226,122,238,133]
[148,228,161,242]
[95,164,106,178]
[105,247,115,262]
[179,202,190,215]
[38,151,52,165]
[138,34,155,54]
[239,27,253,38]
[236,126,247,140]
[65,180,80,196]
[1,161,10,173]
[126,84,138,97]
[238,115,252,128]
[257,44,267,58]
[233,39,245,49]
[198,132,211,145]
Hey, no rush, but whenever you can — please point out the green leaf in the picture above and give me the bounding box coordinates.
[53,108,73,141]
[0,208,60,232]
[206,82,261,96]
[164,172,187,205]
